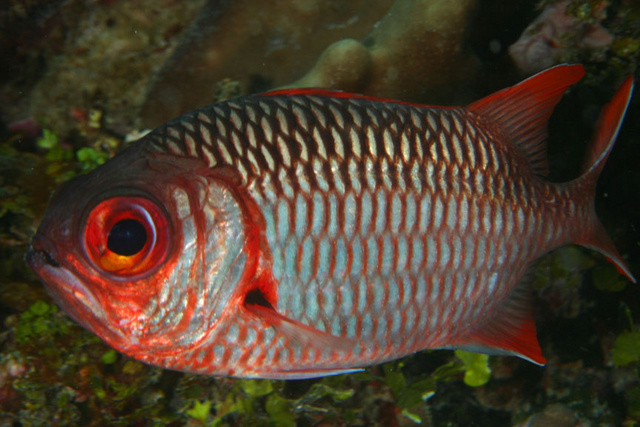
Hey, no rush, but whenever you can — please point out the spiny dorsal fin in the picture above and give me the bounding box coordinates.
[468,65,585,177]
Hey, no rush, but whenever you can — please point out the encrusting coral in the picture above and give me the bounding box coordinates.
[509,0,613,75]
[139,0,395,127]
[140,0,480,127]
[283,0,479,104]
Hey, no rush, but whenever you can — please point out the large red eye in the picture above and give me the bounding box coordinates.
[83,197,170,278]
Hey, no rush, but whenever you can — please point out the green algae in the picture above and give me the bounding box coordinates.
[171,357,482,425]
[35,127,119,182]
[14,300,67,344]
[265,393,295,427]
[455,350,492,387]
[36,129,75,183]
[565,0,608,23]
[100,349,119,365]
[532,246,595,291]
[612,37,640,58]
[611,304,640,367]
[186,399,212,423]
[76,146,110,173]
[593,263,629,292]
[1,299,169,426]
[612,330,640,367]
[239,379,273,397]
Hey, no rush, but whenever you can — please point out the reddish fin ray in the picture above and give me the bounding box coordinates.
[580,227,636,283]
[245,302,358,354]
[573,74,635,283]
[452,272,546,365]
[468,64,586,176]
[582,74,634,176]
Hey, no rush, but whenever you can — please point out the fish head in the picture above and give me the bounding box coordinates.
[26,142,254,365]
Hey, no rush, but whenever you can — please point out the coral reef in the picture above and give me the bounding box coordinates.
[0,301,494,426]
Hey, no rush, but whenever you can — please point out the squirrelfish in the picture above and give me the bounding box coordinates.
[27,65,635,379]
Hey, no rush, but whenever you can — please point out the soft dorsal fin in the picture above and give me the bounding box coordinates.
[468,64,586,176]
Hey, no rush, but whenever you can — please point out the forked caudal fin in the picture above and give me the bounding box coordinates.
[572,73,636,283]
[469,65,635,283]
[454,66,635,365]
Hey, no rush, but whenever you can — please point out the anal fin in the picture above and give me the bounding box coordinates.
[452,270,546,365]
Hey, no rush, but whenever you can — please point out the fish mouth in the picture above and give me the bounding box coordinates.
[25,233,63,274]
[26,236,105,323]
[25,246,60,269]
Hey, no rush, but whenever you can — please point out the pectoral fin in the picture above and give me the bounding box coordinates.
[243,288,358,354]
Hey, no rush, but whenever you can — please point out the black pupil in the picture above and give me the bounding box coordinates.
[107,219,147,256]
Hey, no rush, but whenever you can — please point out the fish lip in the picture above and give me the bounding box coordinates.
[26,233,59,268]
[42,264,105,322]
[26,235,105,323]
[25,246,60,269]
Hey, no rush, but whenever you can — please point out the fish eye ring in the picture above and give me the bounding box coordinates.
[83,196,170,278]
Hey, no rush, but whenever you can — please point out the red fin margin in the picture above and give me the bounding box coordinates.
[582,74,634,177]
[574,73,636,283]
[451,272,546,365]
[468,64,586,176]
[261,87,455,109]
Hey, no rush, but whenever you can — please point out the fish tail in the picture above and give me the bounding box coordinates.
[569,74,635,283]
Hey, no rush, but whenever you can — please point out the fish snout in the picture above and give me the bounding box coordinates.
[25,234,60,270]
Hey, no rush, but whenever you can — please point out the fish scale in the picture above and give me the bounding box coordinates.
[27,65,635,378]
[150,82,564,364]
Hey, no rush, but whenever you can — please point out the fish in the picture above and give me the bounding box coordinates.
[26,64,635,379]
